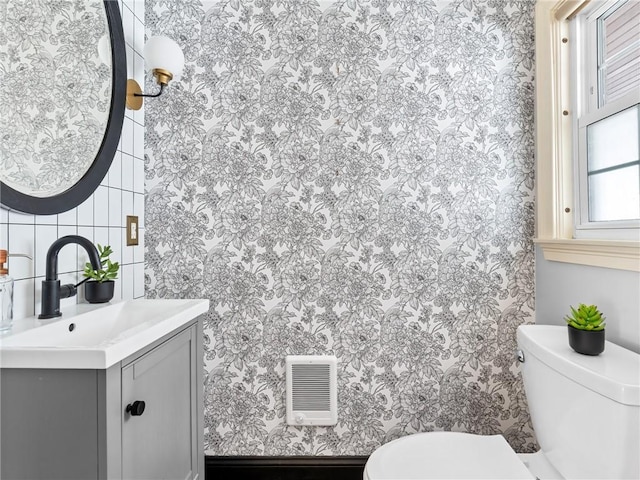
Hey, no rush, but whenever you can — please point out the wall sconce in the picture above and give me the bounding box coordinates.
[126,36,184,111]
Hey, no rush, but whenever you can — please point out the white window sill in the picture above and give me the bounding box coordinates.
[534,1,640,274]
[535,238,640,272]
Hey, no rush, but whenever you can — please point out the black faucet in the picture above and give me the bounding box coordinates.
[39,235,102,319]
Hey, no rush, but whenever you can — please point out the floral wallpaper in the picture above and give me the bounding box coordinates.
[145,0,537,456]
[0,0,111,197]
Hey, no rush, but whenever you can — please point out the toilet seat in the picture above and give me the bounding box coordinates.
[364,432,535,480]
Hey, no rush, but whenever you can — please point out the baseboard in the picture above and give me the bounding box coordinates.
[205,455,368,480]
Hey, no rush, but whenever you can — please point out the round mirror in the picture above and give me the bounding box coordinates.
[0,0,126,215]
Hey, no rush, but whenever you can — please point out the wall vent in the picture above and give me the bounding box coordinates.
[286,355,337,426]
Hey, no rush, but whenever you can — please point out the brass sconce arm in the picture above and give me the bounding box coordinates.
[133,83,164,99]
[126,69,169,110]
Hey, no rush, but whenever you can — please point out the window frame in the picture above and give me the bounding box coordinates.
[534,0,640,272]
[572,0,640,238]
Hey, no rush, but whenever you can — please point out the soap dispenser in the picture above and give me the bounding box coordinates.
[0,250,32,332]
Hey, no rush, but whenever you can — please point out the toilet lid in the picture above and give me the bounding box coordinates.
[364,432,535,479]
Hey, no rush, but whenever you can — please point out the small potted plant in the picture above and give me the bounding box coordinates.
[565,303,606,355]
[83,244,119,303]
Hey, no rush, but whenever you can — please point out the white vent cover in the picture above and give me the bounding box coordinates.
[286,355,337,426]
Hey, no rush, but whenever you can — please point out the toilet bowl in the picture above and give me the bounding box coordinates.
[363,325,640,480]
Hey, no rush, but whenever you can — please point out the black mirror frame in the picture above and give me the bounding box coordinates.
[0,0,126,215]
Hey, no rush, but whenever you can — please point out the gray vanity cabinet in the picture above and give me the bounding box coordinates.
[0,319,203,480]
[121,326,198,479]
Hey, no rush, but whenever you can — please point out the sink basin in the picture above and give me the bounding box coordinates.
[0,299,209,369]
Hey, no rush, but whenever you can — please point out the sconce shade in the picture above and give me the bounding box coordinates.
[126,36,184,111]
[144,36,184,82]
[97,35,111,66]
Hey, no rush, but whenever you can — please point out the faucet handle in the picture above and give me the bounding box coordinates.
[59,284,78,299]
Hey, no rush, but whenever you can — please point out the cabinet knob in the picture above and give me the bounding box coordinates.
[126,400,146,416]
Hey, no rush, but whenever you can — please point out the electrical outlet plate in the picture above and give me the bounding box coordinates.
[126,215,139,246]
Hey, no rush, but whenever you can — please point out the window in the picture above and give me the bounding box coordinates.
[533,0,640,272]
[573,0,640,239]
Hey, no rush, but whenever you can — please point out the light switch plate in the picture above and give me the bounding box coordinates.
[126,215,139,246]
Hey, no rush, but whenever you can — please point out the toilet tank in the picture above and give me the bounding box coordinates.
[517,325,640,480]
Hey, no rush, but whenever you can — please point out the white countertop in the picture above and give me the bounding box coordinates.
[0,298,209,369]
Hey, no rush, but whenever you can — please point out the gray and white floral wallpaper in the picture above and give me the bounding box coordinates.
[0,0,111,197]
[145,0,537,456]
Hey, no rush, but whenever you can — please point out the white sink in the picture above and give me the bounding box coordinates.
[0,299,209,369]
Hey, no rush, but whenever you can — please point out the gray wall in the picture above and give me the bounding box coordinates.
[535,247,640,353]
[145,0,537,456]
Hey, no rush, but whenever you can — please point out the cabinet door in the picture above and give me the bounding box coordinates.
[122,326,198,480]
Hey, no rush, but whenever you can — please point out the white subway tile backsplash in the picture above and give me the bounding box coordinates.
[101,159,110,185]
[131,10,144,128]
[134,262,144,298]
[121,116,134,156]
[133,228,144,264]
[126,43,135,84]
[134,193,145,228]
[121,153,135,191]
[33,276,43,315]
[133,158,144,194]
[122,264,134,300]
[1,5,144,323]
[108,188,122,227]
[109,151,123,189]
[8,210,34,225]
[77,195,95,226]
[109,227,123,266]
[132,71,145,126]
[0,224,8,253]
[134,17,145,58]
[122,191,134,219]
[122,4,134,47]
[77,227,94,241]
[13,278,35,320]
[134,123,144,160]
[77,227,94,271]
[133,102,145,127]
[112,276,123,303]
[57,207,77,226]
[124,102,134,122]
[35,214,57,225]
[122,229,134,265]
[94,186,110,227]
[132,0,144,22]
[8,224,35,279]
[94,227,110,252]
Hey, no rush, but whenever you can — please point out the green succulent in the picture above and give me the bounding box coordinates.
[83,244,119,283]
[565,304,606,331]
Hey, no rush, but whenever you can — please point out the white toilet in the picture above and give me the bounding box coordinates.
[364,325,640,479]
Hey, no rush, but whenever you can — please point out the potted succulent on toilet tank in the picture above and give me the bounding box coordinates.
[565,303,606,355]
[82,244,119,303]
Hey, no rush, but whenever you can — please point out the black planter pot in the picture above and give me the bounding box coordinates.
[84,280,115,304]
[568,325,605,355]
